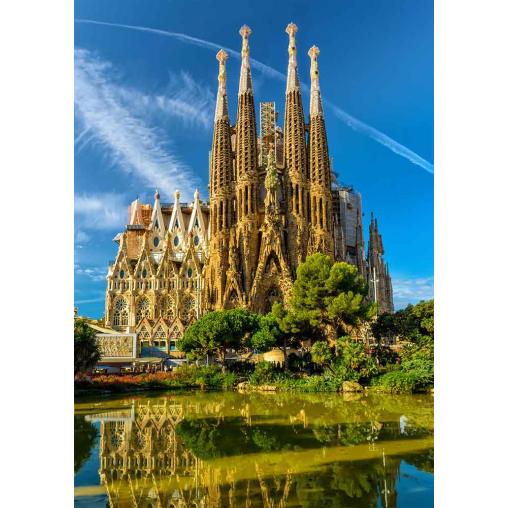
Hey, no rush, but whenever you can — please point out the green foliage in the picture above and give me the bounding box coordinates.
[250,302,314,370]
[370,299,434,393]
[334,337,378,382]
[78,365,238,393]
[373,299,434,346]
[248,361,277,385]
[74,319,101,375]
[178,309,260,368]
[290,254,375,339]
[276,373,343,392]
[311,341,333,370]
[193,365,238,390]
[371,367,433,394]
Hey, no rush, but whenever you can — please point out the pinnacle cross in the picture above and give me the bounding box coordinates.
[286,23,299,92]
[215,49,229,121]
[216,49,228,85]
[308,45,320,83]
[308,45,322,116]
[239,25,252,57]
[238,25,253,93]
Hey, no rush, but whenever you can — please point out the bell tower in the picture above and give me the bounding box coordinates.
[205,49,235,309]
[234,25,259,299]
[307,45,333,256]
[283,23,310,273]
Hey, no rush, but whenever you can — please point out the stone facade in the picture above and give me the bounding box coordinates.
[103,24,394,353]
[105,190,208,355]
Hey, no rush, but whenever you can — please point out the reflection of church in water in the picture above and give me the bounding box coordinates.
[88,397,422,507]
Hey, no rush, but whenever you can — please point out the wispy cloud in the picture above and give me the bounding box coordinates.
[75,48,201,198]
[75,230,91,244]
[75,192,127,230]
[392,276,434,309]
[154,72,214,129]
[75,19,433,175]
[75,263,108,282]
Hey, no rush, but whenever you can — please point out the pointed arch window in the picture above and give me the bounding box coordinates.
[169,327,182,352]
[161,295,175,322]
[181,295,195,324]
[153,326,167,349]
[136,297,151,323]
[113,297,129,327]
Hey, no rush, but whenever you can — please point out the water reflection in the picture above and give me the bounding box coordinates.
[75,392,433,507]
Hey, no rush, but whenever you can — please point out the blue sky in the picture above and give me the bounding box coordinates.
[74,0,433,318]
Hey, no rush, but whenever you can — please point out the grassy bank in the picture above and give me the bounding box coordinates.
[75,362,433,396]
[75,365,237,395]
[245,361,433,394]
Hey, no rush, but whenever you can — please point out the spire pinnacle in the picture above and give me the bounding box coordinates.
[214,49,229,122]
[285,23,300,93]
[238,25,253,94]
[308,45,323,117]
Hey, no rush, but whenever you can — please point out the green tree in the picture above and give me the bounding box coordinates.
[372,300,434,393]
[291,253,375,341]
[334,336,378,381]
[250,302,310,369]
[178,309,259,371]
[74,319,101,376]
[311,340,334,374]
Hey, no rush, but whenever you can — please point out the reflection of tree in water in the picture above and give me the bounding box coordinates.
[89,394,433,507]
[74,415,98,473]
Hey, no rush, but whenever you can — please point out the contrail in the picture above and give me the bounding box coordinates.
[75,19,434,175]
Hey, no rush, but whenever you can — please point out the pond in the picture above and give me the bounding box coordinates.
[75,391,433,507]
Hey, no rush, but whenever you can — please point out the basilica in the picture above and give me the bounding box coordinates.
[101,24,393,358]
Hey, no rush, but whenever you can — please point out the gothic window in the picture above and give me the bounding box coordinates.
[161,295,175,322]
[187,267,193,278]
[173,236,180,247]
[181,296,195,324]
[138,325,151,340]
[153,326,167,349]
[119,270,125,279]
[112,297,128,326]
[169,327,182,351]
[142,268,148,278]
[153,237,159,247]
[136,297,151,323]
[194,235,200,246]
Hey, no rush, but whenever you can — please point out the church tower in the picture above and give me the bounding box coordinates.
[283,23,310,273]
[367,214,394,314]
[205,49,235,309]
[307,45,334,257]
[234,25,259,299]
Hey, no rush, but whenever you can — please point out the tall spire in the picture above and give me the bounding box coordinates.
[308,45,323,117]
[209,49,233,218]
[285,22,300,92]
[206,49,235,311]
[215,49,229,122]
[308,44,333,257]
[283,22,309,272]
[367,215,394,313]
[235,24,259,300]
[238,25,253,94]
[235,24,258,184]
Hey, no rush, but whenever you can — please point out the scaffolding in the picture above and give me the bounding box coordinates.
[260,102,276,167]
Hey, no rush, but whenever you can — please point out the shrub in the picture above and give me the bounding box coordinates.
[371,362,433,394]
[249,361,277,385]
